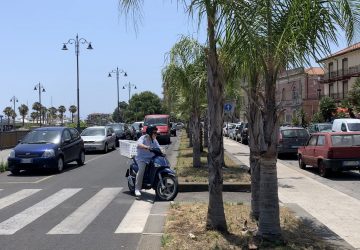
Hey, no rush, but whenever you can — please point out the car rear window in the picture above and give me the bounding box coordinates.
[348,123,360,131]
[331,134,360,146]
[144,117,168,126]
[281,129,308,138]
[81,128,105,136]
[318,124,332,131]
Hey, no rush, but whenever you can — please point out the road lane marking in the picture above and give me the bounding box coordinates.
[47,187,122,234]
[115,190,155,233]
[0,188,81,235]
[1,175,55,184]
[0,189,41,210]
[84,154,110,164]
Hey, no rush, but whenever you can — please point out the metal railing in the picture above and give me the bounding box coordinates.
[322,64,360,83]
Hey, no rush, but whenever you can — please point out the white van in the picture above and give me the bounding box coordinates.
[332,118,360,132]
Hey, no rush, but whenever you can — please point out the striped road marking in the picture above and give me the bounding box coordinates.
[0,188,81,235]
[0,189,41,210]
[115,191,155,233]
[47,187,122,234]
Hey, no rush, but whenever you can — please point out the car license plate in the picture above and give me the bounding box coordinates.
[21,158,33,164]
[291,146,299,148]
[343,161,360,166]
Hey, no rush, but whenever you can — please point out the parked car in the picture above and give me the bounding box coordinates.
[277,126,309,155]
[81,126,116,153]
[223,123,236,137]
[7,127,85,175]
[298,132,360,177]
[143,114,171,144]
[238,122,249,144]
[131,121,144,140]
[307,123,332,135]
[332,118,360,132]
[228,123,241,140]
[107,123,132,145]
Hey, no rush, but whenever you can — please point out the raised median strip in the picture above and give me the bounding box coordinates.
[178,182,251,192]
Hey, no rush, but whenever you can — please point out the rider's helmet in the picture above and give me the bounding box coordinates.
[146,125,158,136]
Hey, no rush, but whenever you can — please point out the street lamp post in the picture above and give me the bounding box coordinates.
[10,96,18,129]
[122,82,137,104]
[62,34,93,131]
[34,83,46,126]
[108,67,127,122]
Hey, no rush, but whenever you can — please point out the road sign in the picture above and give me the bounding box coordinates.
[224,101,235,114]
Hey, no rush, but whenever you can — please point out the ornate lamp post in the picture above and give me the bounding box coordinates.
[108,67,127,122]
[62,34,93,131]
[10,96,18,129]
[34,83,45,126]
[123,82,137,104]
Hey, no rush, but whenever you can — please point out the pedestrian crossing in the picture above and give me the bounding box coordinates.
[0,187,155,236]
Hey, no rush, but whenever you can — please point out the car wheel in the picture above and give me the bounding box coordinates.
[57,157,64,173]
[77,150,85,166]
[104,143,108,153]
[11,169,20,175]
[298,155,306,169]
[318,161,329,177]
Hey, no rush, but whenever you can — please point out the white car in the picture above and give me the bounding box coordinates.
[81,126,116,153]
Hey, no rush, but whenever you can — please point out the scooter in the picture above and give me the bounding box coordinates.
[125,148,178,201]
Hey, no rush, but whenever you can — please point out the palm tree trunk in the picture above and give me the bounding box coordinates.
[200,122,203,152]
[22,117,25,127]
[205,2,227,232]
[71,113,74,123]
[192,112,201,168]
[189,116,193,147]
[204,112,209,148]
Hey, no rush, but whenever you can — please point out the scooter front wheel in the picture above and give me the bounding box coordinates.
[156,174,178,201]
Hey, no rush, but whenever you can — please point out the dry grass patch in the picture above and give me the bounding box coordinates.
[175,133,250,183]
[162,202,334,250]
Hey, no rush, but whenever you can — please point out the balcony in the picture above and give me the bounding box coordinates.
[321,64,360,83]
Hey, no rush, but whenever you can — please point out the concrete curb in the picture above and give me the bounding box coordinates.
[179,182,251,192]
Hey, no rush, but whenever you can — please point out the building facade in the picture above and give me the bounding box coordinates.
[276,67,324,124]
[319,42,360,102]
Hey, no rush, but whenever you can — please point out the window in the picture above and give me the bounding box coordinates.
[281,88,286,101]
[69,128,80,140]
[342,58,348,75]
[62,130,72,143]
[308,136,317,146]
[292,86,297,100]
[343,81,348,99]
[328,62,334,78]
[341,123,347,132]
[317,135,325,146]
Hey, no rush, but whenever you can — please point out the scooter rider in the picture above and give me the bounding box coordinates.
[135,125,160,197]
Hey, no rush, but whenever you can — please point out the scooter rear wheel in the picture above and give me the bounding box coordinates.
[156,174,178,201]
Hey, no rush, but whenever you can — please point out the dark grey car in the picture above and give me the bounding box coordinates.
[277,126,309,155]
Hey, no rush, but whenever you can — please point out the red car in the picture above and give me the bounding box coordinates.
[298,132,360,177]
[142,114,171,144]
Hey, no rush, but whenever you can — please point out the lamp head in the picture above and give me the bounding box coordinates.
[134,86,137,89]
[124,72,127,77]
[87,43,93,50]
[34,86,37,90]
[42,88,46,92]
[122,86,125,89]
[108,73,112,77]
[62,44,68,50]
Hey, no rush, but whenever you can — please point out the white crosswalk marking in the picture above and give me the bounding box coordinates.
[47,187,122,234]
[0,188,81,235]
[115,190,155,233]
[0,189,41,210]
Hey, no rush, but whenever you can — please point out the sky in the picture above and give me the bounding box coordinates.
[0,1,351,121]
[0,0,205,120]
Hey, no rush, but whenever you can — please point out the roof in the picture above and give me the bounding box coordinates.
[35,127,66,131]
[145,114,169,118]
[318,42,360,62]
[304,67,324,75]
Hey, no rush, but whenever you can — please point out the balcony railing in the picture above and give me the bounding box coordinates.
[321,64,360,83]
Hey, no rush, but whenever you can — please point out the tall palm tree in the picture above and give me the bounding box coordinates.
[18,104,29,127]
[3,106,13,126]
[163,37,207,168]
[41,106,47,125]
[58,105,66,125]
[119,0,228,232]
[222,0,360,239]
[69,105,77,123]
[49,107,58,125]
[32,102,41,124]
[30,112,38,124]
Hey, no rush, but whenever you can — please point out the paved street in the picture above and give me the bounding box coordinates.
[0,137,177,250]
[224,137,360,249]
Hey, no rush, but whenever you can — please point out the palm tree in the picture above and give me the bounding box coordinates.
[32,102,41,124]
[222,0,360,239]
[30,112,38,124]
[58,105,66,125]
[49,107,58,125]
[3,106,13,126]
[18,104,29,127]
[69,105,77,123]
[163,37,207,168]
[41,106,47,125]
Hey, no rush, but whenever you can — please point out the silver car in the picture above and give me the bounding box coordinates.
[80,126,116,153]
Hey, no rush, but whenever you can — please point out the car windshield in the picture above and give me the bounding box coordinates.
[144,117,168,126]
[81,128,105,136]
[331,134,360,146]
[281,129,308,138]
[132,123,142,130]
[22,130,61,144]
[348,123,360,131]
[318,124,332,131]
[108,124,124,131]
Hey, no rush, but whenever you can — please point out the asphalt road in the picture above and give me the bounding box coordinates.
[0,136,178,250]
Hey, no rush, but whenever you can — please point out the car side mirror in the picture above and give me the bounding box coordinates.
[17,140,22,143]
[64,138,71,144]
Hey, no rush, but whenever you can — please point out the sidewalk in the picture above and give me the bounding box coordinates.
[224,138,360,249]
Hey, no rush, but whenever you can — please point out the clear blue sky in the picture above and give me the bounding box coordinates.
[0,0,205,120]
[0,1,350,121]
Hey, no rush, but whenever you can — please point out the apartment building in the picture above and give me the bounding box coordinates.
[276,67,324,123]
[318,42,360,101]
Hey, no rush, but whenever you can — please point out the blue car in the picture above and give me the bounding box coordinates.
[7,127,85,175]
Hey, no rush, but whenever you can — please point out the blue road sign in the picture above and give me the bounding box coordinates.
[224,103,232,112]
